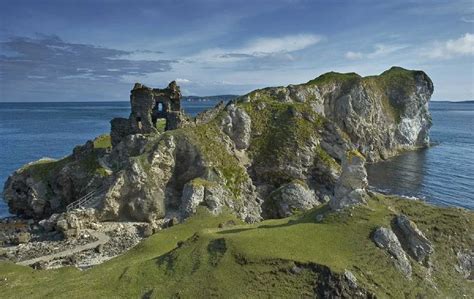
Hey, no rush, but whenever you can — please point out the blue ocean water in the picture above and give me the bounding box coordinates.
[0,100,219,218]
[0,101,473,217]
[366,102,474,209]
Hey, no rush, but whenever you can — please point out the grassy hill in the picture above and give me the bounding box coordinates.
[1,194,472,298]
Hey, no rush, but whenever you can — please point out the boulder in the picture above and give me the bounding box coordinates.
[72,140,94,161]
[343,270,358,289]
[179,178,234,217]
[141,224,154,237]
[394,214,434,263]
[373,227,412,277]
[39,213,60,232]
[455,251,473,280]
[266,181,319,218]
[40,208,98,239]
[12,232,31,245]
[203,184,234,215]
[180,181,205,216]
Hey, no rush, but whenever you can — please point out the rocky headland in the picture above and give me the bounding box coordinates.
[3,66,433,222]
[1,67,472,298]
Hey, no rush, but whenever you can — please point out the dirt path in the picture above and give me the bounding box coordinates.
[17,230,110,266]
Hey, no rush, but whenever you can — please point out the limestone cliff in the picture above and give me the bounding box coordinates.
[3,67,433,222]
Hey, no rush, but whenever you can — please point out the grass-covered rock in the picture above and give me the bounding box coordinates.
[3,67,434,224]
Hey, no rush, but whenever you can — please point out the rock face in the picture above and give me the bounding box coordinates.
[329,151,368,210]
[180,179,235,217]
[265,181,319,218]
[3,67,434,223]
[373,227,412,277]
[220,104,252,150]
[394,214,434,263]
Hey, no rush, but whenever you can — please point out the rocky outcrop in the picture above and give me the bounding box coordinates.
[180,179,234,217]
[40,208,98,239]
[220,104,252,150]
[329,151,368,210]
[372,214,436,278]
[456,251,473,280]
[373,227,412,277]
[394,214,434,263]
[241,67,433,162]
[3,158,106,219]
[264,181,319,218]
[3,67,434,224]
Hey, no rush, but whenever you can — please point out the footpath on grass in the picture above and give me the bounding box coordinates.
[17,230,110,266]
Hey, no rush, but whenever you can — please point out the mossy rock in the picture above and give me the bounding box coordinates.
[93,134,112,149]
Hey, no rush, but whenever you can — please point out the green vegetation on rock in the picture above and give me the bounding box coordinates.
[238,94,328,186]
[0,196,471,298]
[362,67,418,122]
[24,157,73,181]
[189,177,219,189]
[305,71,361,87]
[93,134,112,149]
[182,123,249,197]
[155,119,166,133]
[78,152,109,177]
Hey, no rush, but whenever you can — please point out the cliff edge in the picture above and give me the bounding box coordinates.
[3,66,433,223]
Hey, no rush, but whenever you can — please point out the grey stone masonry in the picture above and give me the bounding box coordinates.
[110,81,187,147]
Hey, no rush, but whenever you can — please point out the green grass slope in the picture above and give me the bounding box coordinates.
[1,195,472,298]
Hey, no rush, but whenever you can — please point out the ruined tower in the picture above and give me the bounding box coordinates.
[110,81,187,147]
[129,81,184,133]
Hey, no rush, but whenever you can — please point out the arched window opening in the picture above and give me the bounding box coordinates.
[157,102,164,112]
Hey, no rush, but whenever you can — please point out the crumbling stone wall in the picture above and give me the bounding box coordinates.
[110,81,186,147]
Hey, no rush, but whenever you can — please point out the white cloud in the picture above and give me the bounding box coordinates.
[345,44,408,60]
[345,51,363,60]
[175,78,191,83]
[461,16,474,23]
[238,34,322,55]
[191,33,322,63]
[425,33,474,59]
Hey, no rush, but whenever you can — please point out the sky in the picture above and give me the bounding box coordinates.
[0,0,473,102]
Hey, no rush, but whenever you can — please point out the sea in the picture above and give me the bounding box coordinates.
[0,101,473,217]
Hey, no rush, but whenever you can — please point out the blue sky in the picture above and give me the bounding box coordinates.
[0,0,473,101]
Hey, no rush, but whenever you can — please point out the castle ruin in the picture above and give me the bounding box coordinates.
[110,81,187,146]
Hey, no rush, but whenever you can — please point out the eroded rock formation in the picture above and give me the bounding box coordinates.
[3,67,434,223]
[329,150,369,210]
[373,227,412,277]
